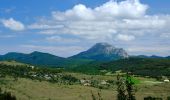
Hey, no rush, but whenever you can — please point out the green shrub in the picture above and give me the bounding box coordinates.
[0,88,17,100]
[144,96,163,100]
[167,96,170,100]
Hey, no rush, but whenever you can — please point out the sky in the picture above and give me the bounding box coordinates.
[0,0,170,57]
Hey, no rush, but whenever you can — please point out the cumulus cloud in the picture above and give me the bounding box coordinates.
[1,18,25,31]
[28,0,170,42]
[28,0,150,40]
[52,0,148,21]
[26,0,170,56]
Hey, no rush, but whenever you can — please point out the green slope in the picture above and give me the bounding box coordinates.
[0,52,94,67]
[72,58,170,77]
[101,57,170,77]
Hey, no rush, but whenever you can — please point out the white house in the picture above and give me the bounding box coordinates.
[164,79,170,83]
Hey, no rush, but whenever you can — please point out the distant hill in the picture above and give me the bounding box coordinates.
[0,43,169,68]
[0,51,94,67]
[70,43,128,61]
[134,55,165,58]
[166,56,170,58]
[0,43,129,67]
[0,51,66,67]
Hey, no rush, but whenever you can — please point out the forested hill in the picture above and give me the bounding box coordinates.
[71,57,170,77]
[100,57,170,77]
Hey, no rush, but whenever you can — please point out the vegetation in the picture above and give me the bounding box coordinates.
[100,58,170,77]
[68,61,103,75]
[71,57,170,77]
[0,88,16,100]
[116,73,136,100]
[0,60,170,100]
[0,52,94,67]
[116,74,126,100]
[0,62,79,85]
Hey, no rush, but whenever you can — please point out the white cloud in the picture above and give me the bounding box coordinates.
[1,18,25,31]
[25,0,170,56]
[94,0,147,19]
[52,4,95,21]
[52,0,148,21]
[28,0,170,42]
[28,23,64,30]
[116,34,135,41]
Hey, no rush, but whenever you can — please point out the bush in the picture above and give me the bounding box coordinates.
[0,88,17,100]
[144,96,163,100]
[61,75,79,85]
[167,96,170,100]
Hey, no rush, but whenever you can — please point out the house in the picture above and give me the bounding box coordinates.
[80,79,91,86]
[83,83,91,86]
[44,74,51,80]
[30,66,35,69]
[101,80,108,85]
[164,79,169,83]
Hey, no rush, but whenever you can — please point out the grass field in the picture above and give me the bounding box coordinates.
[0,60,28,66]
[0,74,170,100]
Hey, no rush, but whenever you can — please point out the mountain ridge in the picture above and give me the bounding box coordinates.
[0,43,169,67]
[0,51,66,67]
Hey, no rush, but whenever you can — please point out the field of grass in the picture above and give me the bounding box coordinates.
[0,60,28,66]
[0,60,170,100]
[0,74,170,100]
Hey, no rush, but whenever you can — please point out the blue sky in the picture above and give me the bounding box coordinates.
[0,0,170,57]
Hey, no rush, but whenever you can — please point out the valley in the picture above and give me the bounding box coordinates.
[0,43,170,100]
[1,0,170,99]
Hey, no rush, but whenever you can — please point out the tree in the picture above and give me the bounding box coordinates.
[116,74,126,100]
[116,73,136,100]
[0,88,17,100]
[125,73,136,100]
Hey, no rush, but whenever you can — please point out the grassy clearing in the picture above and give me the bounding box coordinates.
[0,74,170,100]
[0,61,28,66]
[0,77,115,100]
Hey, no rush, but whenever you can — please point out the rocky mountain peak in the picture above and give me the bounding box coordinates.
[71,42,129,61]
[88,42,116,54]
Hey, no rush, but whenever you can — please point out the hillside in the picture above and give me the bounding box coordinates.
[100,57,170,77]
[71,57,170,77]
[1,53,97,68]
[0,51,66,67]
[0,43,130,67]
[0,60,28,66]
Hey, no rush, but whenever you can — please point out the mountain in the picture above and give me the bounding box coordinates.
[70,43,128,61]
[0,51,66,67]
[0,51,94,67]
